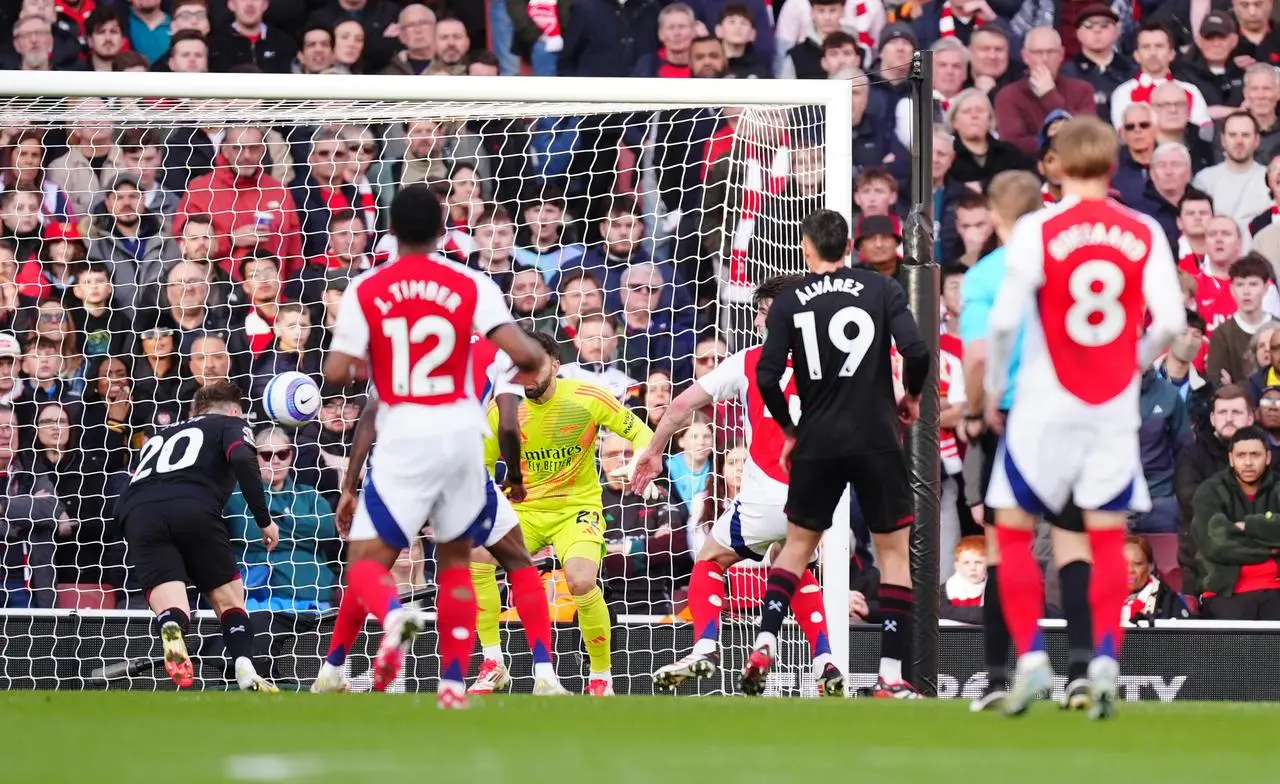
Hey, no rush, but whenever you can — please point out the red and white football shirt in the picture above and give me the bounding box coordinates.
[696,345,796,506]
[330,253,513,434]
[988,197,1185,426]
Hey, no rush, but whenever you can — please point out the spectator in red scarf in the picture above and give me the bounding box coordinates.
[1122,535,1191,622]
[940,535,986,624]
[233,251,286,358]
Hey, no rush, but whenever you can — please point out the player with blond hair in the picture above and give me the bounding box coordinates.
[983,116,1185,719]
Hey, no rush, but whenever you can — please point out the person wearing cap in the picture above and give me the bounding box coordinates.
[14,220,85,303]
[85,173,165,316]
[854,214,902,278]
[966,21,1024,101]
[1173,11,1245,117]
[1110,20,1213,129]
[1061,3,1138,124]
[993,27,1098,157]
[912,0,998,50]
[873,21,916,98]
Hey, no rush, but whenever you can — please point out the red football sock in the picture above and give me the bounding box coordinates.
[688,560,726,647]
[791,570,833,661]
[508,566,554,666]
[347,559,401,626]
[324,588,366,666]
[1088,528,1128,658]
[995,525,1045,656]
[436,565,478,684]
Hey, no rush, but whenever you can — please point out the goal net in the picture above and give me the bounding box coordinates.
[0,71,852,694]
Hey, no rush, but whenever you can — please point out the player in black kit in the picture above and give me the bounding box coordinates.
[116,381,281,692]
[741,209,931,697]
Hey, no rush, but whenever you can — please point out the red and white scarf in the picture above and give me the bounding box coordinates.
[1176,234,1203,273]
[944,572,985,606]
[1131,72,1176,104]
[1041,183,1057,204]
[528,0,563,50]
[850,1,876,54]
[725,130,790,302]
[939,1,977,39]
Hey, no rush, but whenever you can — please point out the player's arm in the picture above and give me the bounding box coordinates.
[332,391,379,535]
[324,280,370,384]
[1138,229,1188,368]
[958,268,993,437]
[985,221,1042,406]
[494,393,526,502]
[588,384,654,451]
[756,295,796,432]
[885,279,931,401]
[631,352,744,492]
[224,423,279,551]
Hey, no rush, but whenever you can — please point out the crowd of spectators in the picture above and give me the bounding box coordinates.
[2,0,1280,626]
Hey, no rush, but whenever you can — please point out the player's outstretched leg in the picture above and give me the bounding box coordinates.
[484,532,568,696]
[791,568,843,697]
[154,601,194,689]
[208,580,278,694]
[740,525,821,696]
[654,551,735,691]
[468,556,512,695]
[1085,517,1129,720]
[995,512,1053,716]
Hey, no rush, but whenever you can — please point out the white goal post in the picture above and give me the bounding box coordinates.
[0,70,853,692]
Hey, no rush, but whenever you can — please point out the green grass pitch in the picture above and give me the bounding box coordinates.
[4,693,1275,783]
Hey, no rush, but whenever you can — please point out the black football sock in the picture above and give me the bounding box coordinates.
[155,607,190,637]
[219,608,256,664]
[982,565,1010,690]
[1058,560,1093,683]
[756,569,800,644]
[879,583,913,683]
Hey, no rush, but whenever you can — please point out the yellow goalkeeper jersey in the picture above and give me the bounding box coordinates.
[484,378,654,514]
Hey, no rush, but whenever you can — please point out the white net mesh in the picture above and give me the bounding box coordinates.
[0,85,849,693]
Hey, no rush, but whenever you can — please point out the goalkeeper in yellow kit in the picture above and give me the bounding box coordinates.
[470,330,653,696]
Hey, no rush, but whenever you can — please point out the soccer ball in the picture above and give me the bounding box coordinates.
[263,371,321,427]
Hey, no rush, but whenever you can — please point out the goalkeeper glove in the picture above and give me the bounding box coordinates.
[608,457,664,502]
